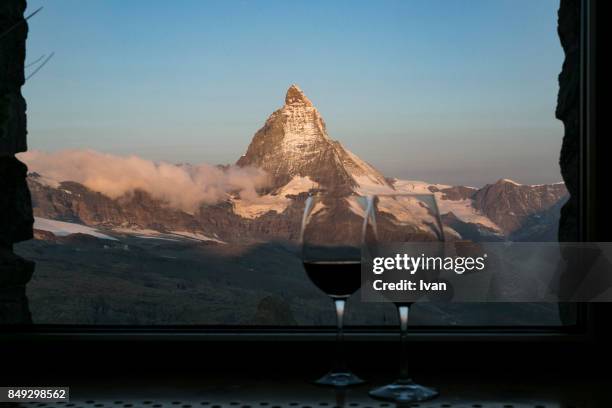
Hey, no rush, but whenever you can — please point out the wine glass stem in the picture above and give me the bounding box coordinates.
[398,305,411,381]
[334,298,347,371]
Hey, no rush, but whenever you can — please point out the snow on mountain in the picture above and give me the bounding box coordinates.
[392,179,451,193]
[167,231,226,244]
[390,180,500,231]
[499,178,521,186]
[236,84,391,194]
[112,226,225,244]
[376,195,443,237]
[436,198,501,231]
[231,176,318,219]
[34,217,118,240]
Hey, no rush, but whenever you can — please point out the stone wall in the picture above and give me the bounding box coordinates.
[0,0,33,324]
[556,0,580,242]
[555,0,581,325]
[0,0,28,155]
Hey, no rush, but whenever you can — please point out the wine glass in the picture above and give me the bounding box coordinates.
[301,193,368,387]
[366,194,444,402]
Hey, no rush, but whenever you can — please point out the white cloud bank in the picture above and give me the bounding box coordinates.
[19,149,270,213]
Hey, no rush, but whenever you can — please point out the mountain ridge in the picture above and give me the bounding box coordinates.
[24,85,568,243]
[27,172,567,243]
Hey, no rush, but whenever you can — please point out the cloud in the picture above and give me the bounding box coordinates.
[18,149,270,213]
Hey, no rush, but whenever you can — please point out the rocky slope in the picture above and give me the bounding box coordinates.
[27,173,567,243]
[27,172,311,243]
[472,179,567,234]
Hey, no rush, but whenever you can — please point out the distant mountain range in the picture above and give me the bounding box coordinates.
[27,85,568,243]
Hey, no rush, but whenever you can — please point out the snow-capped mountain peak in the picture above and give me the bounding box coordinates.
[237,85,391,194]
[284,84,314,107]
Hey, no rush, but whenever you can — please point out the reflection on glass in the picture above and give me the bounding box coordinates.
[366,194,443,402]
[301,193,368,387]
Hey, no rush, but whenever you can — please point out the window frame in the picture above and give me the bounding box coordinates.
[0,0,597,344]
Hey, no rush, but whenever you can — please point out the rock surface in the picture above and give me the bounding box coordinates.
[473,179,567,234]
[556,0,580,242]
[237,85,390,194]
[0,0,33,325]
[0,0,31,248]
[0,156,33,246]
[0,0,28,155]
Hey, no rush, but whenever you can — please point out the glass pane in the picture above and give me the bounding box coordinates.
[12,0,573,327]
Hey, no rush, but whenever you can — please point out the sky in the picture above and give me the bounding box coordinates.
[23,0,563,187]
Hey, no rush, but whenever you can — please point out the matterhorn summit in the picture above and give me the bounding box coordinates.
[237,85,392,194]
[284,83,315,106]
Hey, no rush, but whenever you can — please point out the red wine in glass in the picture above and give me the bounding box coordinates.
[301,194,369,387]
[303,260,362,299]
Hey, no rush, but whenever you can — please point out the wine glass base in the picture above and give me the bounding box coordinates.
[369,379,438,402]
[314,371,365,387]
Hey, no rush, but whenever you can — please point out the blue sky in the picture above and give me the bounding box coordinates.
[24,0,563,186]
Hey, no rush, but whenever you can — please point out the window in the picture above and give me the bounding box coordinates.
[9,1,582,329]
